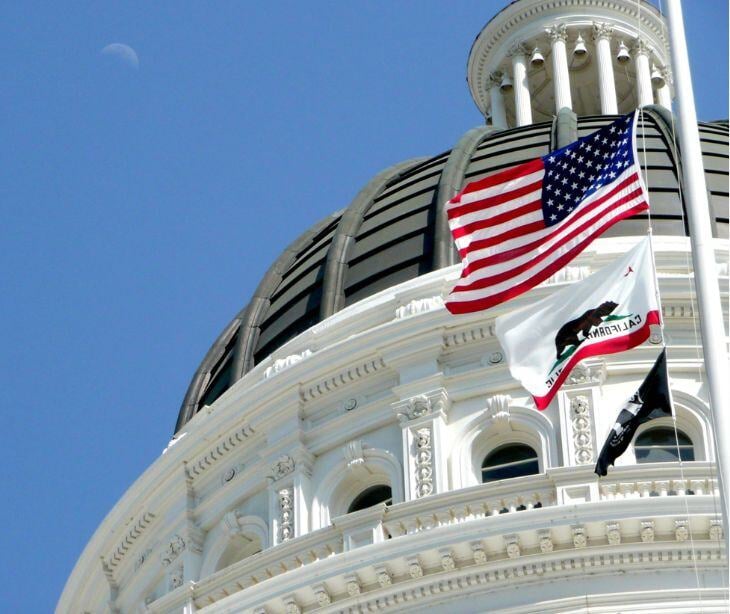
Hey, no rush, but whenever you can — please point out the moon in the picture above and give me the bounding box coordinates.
[101,43,139,69]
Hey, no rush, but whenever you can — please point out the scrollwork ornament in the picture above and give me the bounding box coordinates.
[415,426,434,498]
[270,455,295,481]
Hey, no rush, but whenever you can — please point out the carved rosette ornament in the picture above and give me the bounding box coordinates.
[316,590,331,607]
[169,566,183,590]
[570,396,594,464]
[284,600,301,614]
[709,519,724,541]
[346,577,361,596]
[278,488,294,542]
[592,22,614,41]
[415,427,434,498]
[546,23,568,43]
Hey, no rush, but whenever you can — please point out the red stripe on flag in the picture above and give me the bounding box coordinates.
[447,180,542,220]
[531,310,661,410]
[450,200,542,239]
[444,202,649,314]
[451,158,544,202]
[455,184,645,285]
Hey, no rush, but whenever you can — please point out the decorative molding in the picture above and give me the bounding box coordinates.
[270,455,295,482]
[546,23,569,43]
[487,72,503,89]
[395,295,444,319]
[160,535,186,567]
[675,519,689,542]
[592,22,614,41]
[486,394,512,422]
[376,566,393,587]
[641,520,655,543]
[606,522,621,545]
[169,565,183,590]
[565,360,605,386]
[633,38,652,56]
[313,585,331,606]
[283,597,301,614]
[444,324,494,348]
[278,488,294,542]
[662,303,695,319]
[408,558,424,579]
[709,519,723,541]
[345,575,361,596]
[440,550,456,571]
[343,440,366,468]
[221,462,244,485]
[507,41,530,58]
[472,542,487,564]
[504,534,521,559]
[106,510,157,570]
[263,349,313,379]
[394,388,450,424]
[572,526,587,548]
[300,357,386,402]
[188,422,255,479]
[539,530,554,553]
[415,426,434,498]
[570,395,594,465]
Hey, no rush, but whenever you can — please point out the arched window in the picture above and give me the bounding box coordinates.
[635,427,695,463]
[481,444,539,483]
[347,484,393,513]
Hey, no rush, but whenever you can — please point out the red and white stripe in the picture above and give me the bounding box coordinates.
[445,162,649,314]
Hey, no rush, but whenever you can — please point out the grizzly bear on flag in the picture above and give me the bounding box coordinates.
[554,301,618,359]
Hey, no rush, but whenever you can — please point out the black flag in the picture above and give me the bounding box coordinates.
[595,349,672,476]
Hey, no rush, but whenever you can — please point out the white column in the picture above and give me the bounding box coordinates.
[633,38,653,107]
[509,43,532,126]
[665,0,730,538]
[656,66,673,110]
[488,73,508,129]
[547,24,572,112]
[593,23,618,114]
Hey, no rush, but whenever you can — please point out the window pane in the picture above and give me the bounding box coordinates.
[347,485,392,513]
[635,427,692,447]
[635,445,680,463]
[483,444,537,468]
[482,459,539,482]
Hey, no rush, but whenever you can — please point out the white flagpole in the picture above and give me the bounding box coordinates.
[664,0,730,525]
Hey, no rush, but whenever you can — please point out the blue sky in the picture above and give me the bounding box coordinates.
[1,2,726,611]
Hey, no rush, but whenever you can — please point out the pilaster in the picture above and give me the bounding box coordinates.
[392,388,451,500]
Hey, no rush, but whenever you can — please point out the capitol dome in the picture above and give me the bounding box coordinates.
[176,109,728,433]
[61,1,729,613]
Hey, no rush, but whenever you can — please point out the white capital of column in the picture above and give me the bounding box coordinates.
[547,25,572,112]
[510,44,532,126]
[634,39,654,107]
[656,67,673,110]
[488,74,508,129]
[593,23,618,114]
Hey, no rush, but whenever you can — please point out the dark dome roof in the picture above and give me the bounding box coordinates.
[175,108,729,432]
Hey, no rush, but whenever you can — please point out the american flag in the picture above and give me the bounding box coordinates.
[445,112,650,314]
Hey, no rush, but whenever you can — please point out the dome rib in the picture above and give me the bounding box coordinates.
[433,126,496,268]
[320,158,428,318]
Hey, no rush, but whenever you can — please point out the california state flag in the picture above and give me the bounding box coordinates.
[495,237,661,410]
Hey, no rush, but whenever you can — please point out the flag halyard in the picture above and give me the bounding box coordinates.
[446,112,650,314]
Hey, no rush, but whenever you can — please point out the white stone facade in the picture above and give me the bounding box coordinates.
[59,236,729,613]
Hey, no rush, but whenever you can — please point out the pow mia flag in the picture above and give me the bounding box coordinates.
[595,349,672,476]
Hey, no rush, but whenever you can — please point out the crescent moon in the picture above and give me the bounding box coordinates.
[101,43,139,69]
